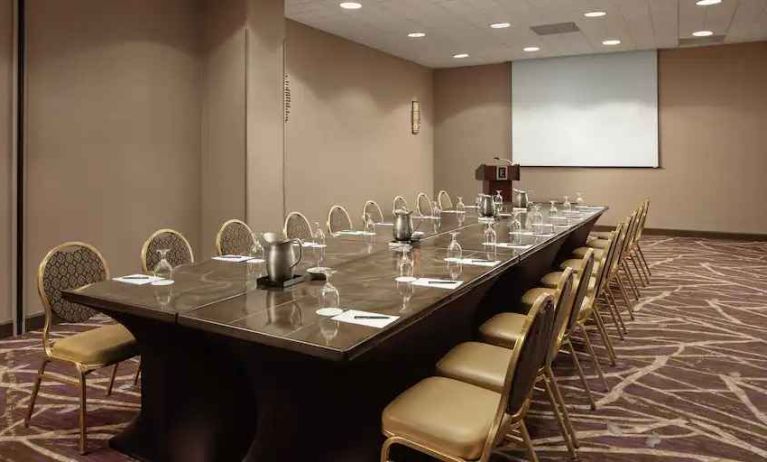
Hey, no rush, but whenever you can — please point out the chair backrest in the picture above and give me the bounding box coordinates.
[326,205,354,235]
[37,242,109,351]
[141,229,194,273]
[437,190,453,210]
[215,219,254,256]
[503,293,555,417]
[564,249,595,336]
[636,200,650,240]
[597,223,623,293]
[362,200,384,224]
[477,293,553,461]
[283,211,313,240]
[415,192,432,216]
[545,267,575,366]
[392,195,408,214]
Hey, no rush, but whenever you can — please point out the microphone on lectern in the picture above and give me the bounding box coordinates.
[493,156,514,166]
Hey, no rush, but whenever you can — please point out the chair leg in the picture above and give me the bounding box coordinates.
[611,280,634,326]
[380,438,394,462]
[25,359,48,427]
[592,311,618,366]
[106,363,118,396]
[565,341,596,411]
[133,358,142,386]
[79,371,88,455]
[541,375,578,459]
[620,263,641,301]
[545,366,580,448]
[603,291,627,338]
[637,244,651,276]
[519,420,540,462]
[631,250,650,286]
[579,324,609,391]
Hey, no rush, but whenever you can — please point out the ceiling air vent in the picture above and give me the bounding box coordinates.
[678,35,726,47]
[531,22,580,36]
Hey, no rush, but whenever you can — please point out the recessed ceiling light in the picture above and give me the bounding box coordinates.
[602,39,621,46]
[584,11,607,18]
[692,30,714,37]
[490,22,511,29]
[453,53,469,59]
[696,0,722,5]
[523,46,540,52]
[408,32,426,38]
[339,2,362,9]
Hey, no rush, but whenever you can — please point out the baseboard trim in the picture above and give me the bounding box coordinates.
[593,225,767,241]
[0,313,46,338]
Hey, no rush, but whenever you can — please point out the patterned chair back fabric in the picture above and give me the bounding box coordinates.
[392,195,408,214]
[141,229,194,273]
[283,211,313,241]
[437,190,453,210]
[415,192,432,216]
[326,205,354,235]
[38,242,109,323]
[362,200,385,224]
[216,219,255,256]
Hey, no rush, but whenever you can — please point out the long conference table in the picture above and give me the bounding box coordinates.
[64,205,605,462]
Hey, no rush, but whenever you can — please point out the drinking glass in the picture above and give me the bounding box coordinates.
[319,270,340,310]
[447,259,463,281]
[494,190,503,206]
[398,245,414,279]
[397,279,414,312]
[531,204,544,236]
[312,222,326,267]
[364,213,376,234]
[562,196,572,213]
[549,200,558,217]
[153,249,173,280]
[455,196,465,213]
[249,232,265,260]
[475,194,482,209]
[432,200,441,217]
[447,232,462,261]
[313,222,326,246]
[483,223,497,247]
[576,192,585,208]
[509,211,523,245]
[319,317,339,345]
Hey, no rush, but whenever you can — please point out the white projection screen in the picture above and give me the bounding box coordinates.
[512,50,659,167]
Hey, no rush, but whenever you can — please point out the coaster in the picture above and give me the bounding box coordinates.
[257,274,306,289]
[316,307,344,317]
[395,276,417,283]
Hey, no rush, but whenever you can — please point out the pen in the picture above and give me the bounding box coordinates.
[427,280,455,285]
[122,275,150,280]
[354,315,390,319]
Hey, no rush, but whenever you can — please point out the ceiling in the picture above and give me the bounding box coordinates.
[285,0,767,68]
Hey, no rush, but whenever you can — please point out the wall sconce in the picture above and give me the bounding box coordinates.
[411,99,421,135]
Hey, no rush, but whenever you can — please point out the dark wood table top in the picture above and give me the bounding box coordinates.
[64,206,606,361]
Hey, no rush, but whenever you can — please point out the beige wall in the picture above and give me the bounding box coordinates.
[434,42,767,234]
[0,0,12,324]
[201,0,247,259]
[24,0,203,316]
[285,21,433,226]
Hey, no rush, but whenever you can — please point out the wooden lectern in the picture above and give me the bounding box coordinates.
[475,164,520,199]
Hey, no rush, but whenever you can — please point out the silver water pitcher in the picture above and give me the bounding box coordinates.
[479,194,495,217]
[392,209,414,242]
[262,232,303,283]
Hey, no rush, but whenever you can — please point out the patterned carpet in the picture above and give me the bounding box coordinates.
[0,235,765,461]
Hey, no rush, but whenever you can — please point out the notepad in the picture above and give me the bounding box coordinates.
[302,242,327,248]
[444,258,501,267]
[213,255,253,263]
[113,274,164,286]
[441,210,466,214]
[375,222,394,226]
[495,243,533,250]
[411,278,463,290]
[336,230,375,236]
[332,309,399,329]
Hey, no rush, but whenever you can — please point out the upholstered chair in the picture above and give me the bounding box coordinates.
[216,219,255,256]
[437,190,453,210]
[326,205,354,236]
[283,211,314,241]
[141,229,195,273]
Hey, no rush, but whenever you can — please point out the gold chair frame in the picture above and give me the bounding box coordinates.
[381,295,554,462]
[362,200,385,225]
[140,228,195,273]
[437,190,453,210]
[415,192,433,216]
[392,195,409,214]
[283,211,314,240]
[25,242,137,454]
[215,218,255,256]
[326,204,354,236]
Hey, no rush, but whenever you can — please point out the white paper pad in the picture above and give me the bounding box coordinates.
[411,278,463,290]
[213,255,253,263]
[302,242,327,248]
[375,222,394,226]
[415,216,440,220]
[336,230,375,236]
[247,258,265,264]
[441,210,466,214]
[332,309,399,329]
[491,243,533,250]
[113,274,164,286]
[444,258,501,267]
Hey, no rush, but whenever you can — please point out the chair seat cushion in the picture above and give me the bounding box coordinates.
[587,239,609,249]
[436,342,513,392]
[590,231,612,239]
[479,312,526,348]
[540,271,563,288]
[520,287,556,307]
[560,258,601,275]
[382,376,501,460]
[51,324,137,366]
[572,246,605,259]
